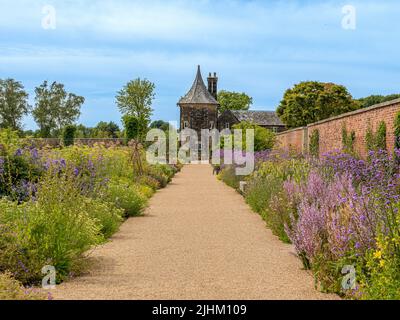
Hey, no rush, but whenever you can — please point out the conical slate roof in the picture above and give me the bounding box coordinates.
[178,66,219,105]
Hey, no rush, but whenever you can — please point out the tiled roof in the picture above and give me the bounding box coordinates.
[178,66,219,105]
[231,110,285,126]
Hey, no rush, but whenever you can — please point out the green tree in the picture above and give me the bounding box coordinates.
[116,78,154,122]
[0,79,30,131]
[217,91,253,113]
[32,81,84,137]
[150,120,170,132]
[277,81,358,128]
[94,121,120,138]
[62,125,76,146]
[123,115,148,142]
[357,94,400,109]
[231,121,276,152]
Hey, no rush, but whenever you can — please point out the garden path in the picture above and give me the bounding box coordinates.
[53,165,338,300]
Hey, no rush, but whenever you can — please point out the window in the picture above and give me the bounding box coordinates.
[272,127,278,133]
[225,123,230,129]
[184,121,189,128]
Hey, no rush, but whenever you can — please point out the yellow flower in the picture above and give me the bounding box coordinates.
[373,250,382,259]
[379,260,385,268]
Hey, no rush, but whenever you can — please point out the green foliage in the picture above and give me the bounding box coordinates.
[116,78,154,126]
[358,201,400,300]
[218,165,242,190]
[94,121,120,138]
[376,121,387,150]
[244,159,310,243]
[341,125,356,153]
[0,79,30,131]
[231,121,276,152]
[150,120,170,132]
[62,125,76,147]
[217,90,253,113]
[32,81,84,138]
[309,129,320,157]
[365,121,387,152]
[395,112,400,149]
[123,115,148,142]
[357,94,400,109]
[0,142,177,286]
[277,81,358,128]
[0,128,21,155]
[0,272,46,300]
[104,179,148,217]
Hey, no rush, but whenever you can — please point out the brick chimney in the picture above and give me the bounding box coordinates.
[207,72,218,100]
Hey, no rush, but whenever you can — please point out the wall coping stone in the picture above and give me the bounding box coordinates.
[307,98,400,128]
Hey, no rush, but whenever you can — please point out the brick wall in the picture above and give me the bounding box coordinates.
[275,127,307,154]
[276,99,400,158]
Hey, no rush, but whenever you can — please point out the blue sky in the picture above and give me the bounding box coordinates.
[0,0,399,130]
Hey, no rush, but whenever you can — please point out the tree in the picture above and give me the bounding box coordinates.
[231,121,276,152]
[94,121,120,138]
[32,81,84,137]
[357,94,400,109]
[150,120,170,132]
[217,90,253,113]
[116,78,155,123]
[0,79,30,131]
[123,115,148,142]
[62,125,76,146]
[277,81,358,128]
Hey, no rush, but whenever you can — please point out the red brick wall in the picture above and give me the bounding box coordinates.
[275,127,307,154]
[276,99,400,158]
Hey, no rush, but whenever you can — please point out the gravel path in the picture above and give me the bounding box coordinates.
[53,165,338,300]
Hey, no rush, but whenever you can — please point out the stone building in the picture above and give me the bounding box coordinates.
[178,65,286,135]
[217,110,286,133]
[177,66,219,135]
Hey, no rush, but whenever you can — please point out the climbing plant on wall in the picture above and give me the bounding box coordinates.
[341,124,356,153]
[376,121,387,150]
[309,129,320,158]
[394,111,400,149]
[365,120,387,152]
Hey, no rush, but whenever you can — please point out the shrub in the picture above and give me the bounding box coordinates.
[309,129,319,158]
[365,121,387,152]
[123,115,148,143]
[231,121,276,151]
[138,175,160,190]
[376,121,387,150]
[0,272,46,300]
[0,170,103,284]
[104,179,148,217]
[82,197,124,238]
[245,159,309,243]
[219,165,242,190]
[341,125,356,154]
[395,112,400,149]
[62,125,76,147]
[147,166,169,188]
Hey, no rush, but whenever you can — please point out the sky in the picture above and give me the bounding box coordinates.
[0,0,399,130]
